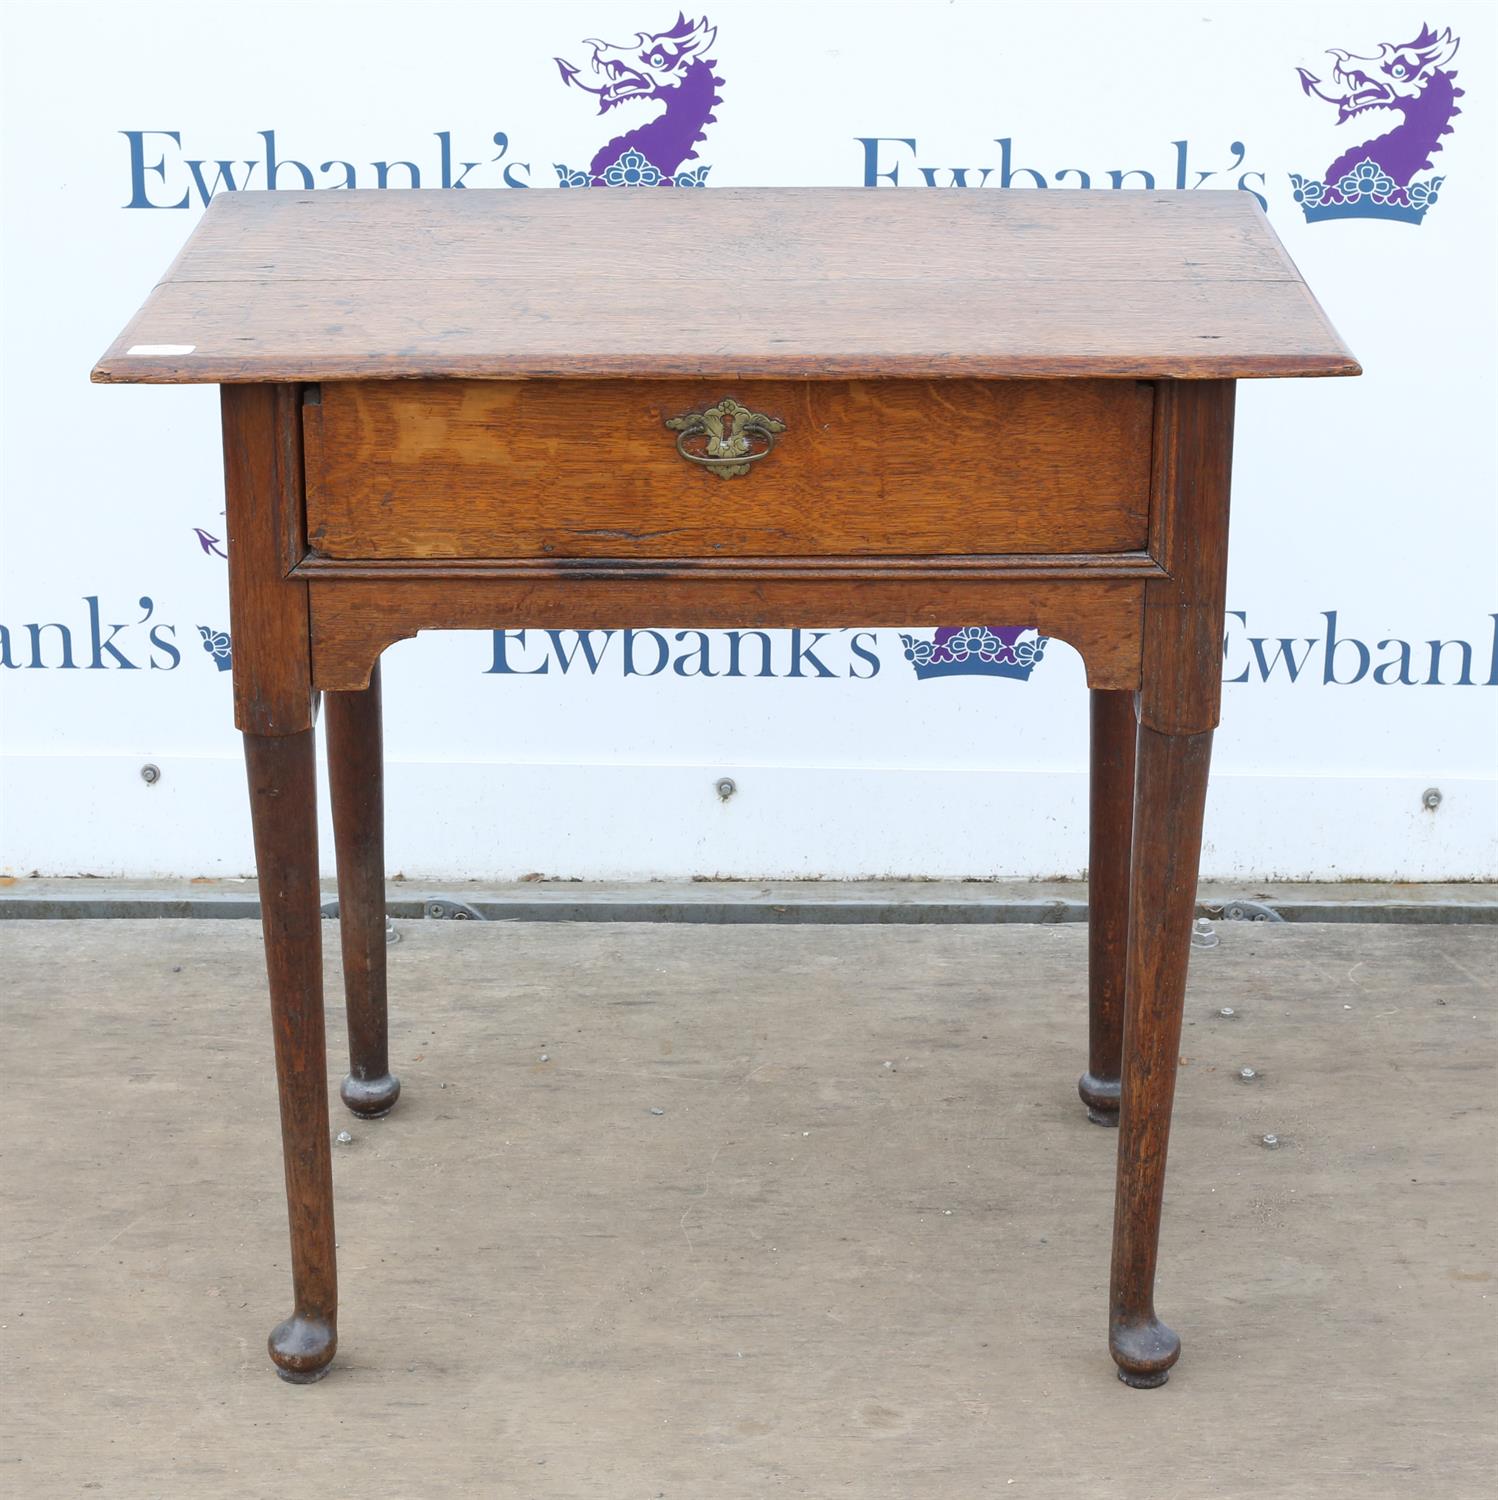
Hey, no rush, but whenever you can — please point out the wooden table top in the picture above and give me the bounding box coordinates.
[93,187,1358,385]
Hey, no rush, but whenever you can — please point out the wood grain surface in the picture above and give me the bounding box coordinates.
[92,188,1359,384]
[160,186,1314,283]
[1139,380,1236,734]
[221,385,313,735]
[324,664,401,1121]
[1108,721,1215,1387]
[304,378,1154,559]
[305,576,1146,694]
[241,727,338,1383]
[1080,688,1137,1127]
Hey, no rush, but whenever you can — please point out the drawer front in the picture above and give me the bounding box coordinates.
[303,379,1153,560]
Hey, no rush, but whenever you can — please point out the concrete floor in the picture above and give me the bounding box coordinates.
[1,919,1494,1499]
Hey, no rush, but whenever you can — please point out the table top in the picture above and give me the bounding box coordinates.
[93,187,1358,385]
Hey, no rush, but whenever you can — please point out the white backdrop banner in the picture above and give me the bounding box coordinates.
[1,1,1494,880]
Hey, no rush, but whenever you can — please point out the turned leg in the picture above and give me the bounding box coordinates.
[1108,723,1213,1388]
[1080,688,1136,1126]
[325,662,399,1118]
[244,727,338,1383]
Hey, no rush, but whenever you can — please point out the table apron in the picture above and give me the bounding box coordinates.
[304,574,1148,694]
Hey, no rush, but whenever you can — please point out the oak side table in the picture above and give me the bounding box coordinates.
[94,187,1357,1387]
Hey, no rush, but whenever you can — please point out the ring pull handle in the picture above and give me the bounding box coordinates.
[664,397,786,479]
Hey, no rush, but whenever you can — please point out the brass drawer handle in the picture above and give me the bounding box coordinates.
[664,397,785,479]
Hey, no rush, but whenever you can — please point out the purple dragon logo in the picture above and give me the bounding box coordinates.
[1291,22,1462,223]
[553,13,722,187]
[899,627,1049,683]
